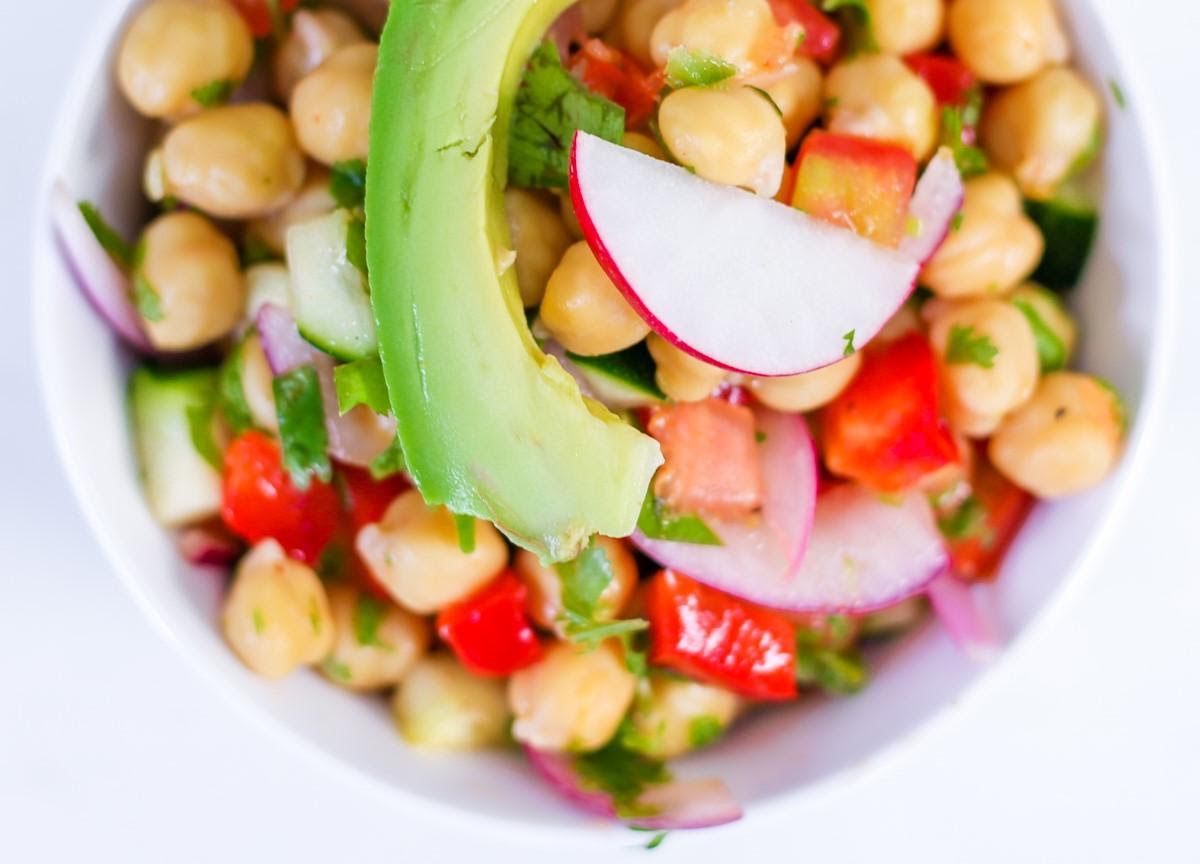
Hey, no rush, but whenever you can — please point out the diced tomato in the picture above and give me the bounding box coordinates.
[945,455,1033,581]
[648,398,763,519]
[821,332,959,492]
[570,39,662,129]
[339,465,410,534]
[436,572,543,677]
[792,130,918,247]
[221,430,340,565]
[647,570,797,700]
[227,0,300,39]
[904,53,976,107]
[767,0,841,64]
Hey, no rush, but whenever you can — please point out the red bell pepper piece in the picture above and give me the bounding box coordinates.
[221,430,340,565]
[767,0,841,64]
[227,0,300,39]
[570,39,662,129]
[821,332,959,492]
[646,570,797,700]
[904,53,977,107]
[792,130,918,248]
[945,455,1033,581]
[339,465,410,534]
[436,572,543,677]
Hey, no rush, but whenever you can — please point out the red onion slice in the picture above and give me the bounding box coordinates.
[524,747,615,818]
[547,4,586,60]
[50,179,152,352]
[631,407,818,607]
[177,525,243,568]
[898,148,964,266]
[927,571,1001,663]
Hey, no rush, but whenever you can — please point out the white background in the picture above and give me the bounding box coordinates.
[2,2,1198,862]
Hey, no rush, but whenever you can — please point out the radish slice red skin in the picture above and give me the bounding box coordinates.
[927,571,1001,662]
[177,525,243,568]
[898,148,965,265]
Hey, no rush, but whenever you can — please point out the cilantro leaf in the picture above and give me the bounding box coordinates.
[132,272,164,322]
[218,336,256,435]
[508,41,626,189]
[272,365,332,490]
[555,540,649,650]
[822,0,876,54]
[937,495,994,545]
[945,324,999,369]
[369,435,407,479]
[794,645,868,694]
[843,329,856,357]
[940,101,989,178]
[644,831,668,850]
[637,492,722,546]
[687,715,725,749]
[664,48,737,89]
[574,739,671,819]
[191,79,235,108]
[1108,79,1127,110]
[333,355,391,415]
[1012,299,1067,372]
[352,594,392,649]
[322,656,353,682]
[330,159,367,210]
[78,201,132,268]
[454,514,476,553]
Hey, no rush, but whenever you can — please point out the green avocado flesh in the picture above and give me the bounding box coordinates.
[367,0,663,562]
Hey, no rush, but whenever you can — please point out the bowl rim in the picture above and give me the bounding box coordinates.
[30,0,1180,846]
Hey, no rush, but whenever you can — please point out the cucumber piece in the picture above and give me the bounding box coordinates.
[1024,197,1099,291]
[566,342,666,410]
[131,366,223,527]
[286,209,377,360]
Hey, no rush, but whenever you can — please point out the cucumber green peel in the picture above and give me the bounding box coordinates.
[367,0,662,562]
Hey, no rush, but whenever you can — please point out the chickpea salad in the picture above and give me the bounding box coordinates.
[53,0,1125,834]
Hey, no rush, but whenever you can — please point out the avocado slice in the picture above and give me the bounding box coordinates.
[367,0,663,562]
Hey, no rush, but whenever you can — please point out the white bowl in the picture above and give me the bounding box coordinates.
[32,0,1175,845]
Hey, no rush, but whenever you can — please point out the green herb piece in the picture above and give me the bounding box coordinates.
[747,85,783,117]
[945,324,998,369]
[936,495,994,545]
[78,201,132,267]
[508,41,626,189]
[316,543,345,581]
[191,79,235,108]
[132,272,164,322]
[369,435,407,479]
[353,594,391,648]
[755,430,767,444]
[622,637,649,676]
[252,608,266,635]
[665,47,737,89]
[1108,79,1126,110]
[322,656,353,682]
[823,96,840,110]
[905,215,922,238]
[186,401,223,471]
[1095,377,1129,436]
[334,355,390,415]
[574,739,671,819]
[842,329,856,357]
[687,715,725,749]
[1013,298,1067,372]
[794,645,868,694]
[309,596,323,635]
[330,159,367,210]
[950,211,965,232]
[644,831,668,850]
[940,101,989,178]
[822,0,876,53]
[637,491,722,546]
[218,337,256,435]
[557,539,615,629]
[272,365,331,489]
[454,514,477,553]
[345,215,368,277]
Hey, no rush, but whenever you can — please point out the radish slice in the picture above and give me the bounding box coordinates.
[898,148,965,265]
[524,747,743,829]
[256,304,396,467]
[570,132,920,377]
[927,571,1001,663]
[632,408,818,604]
[177,525,242,568]
[50,179,152,352]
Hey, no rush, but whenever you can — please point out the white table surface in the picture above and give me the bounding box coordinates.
[3,2,1198,862]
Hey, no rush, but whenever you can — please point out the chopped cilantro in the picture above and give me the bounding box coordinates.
[272,365,332,490]
[369,435,407,479]
[950,211,965,232]
[218,337,256,435]
[345,215,368,277]
[508,41,626,189]
[308,596,323,635]
[794,645,868,694]
[78,201,132,268]
[186,401,223,471]
[747,85,784,118]
[454,514,477,554]
[1095,377,1129,436]
[574,739,671,819]
[132,272,164,322]
[322,656,353,682]
[637,492,722,546]
[334,355,391,415]
[842,329,856,357]
[252,608,267,635]
[823,96,840,110]
[191,79,235,108]
[644,831,668,850]
[353,594,392,649]
[329,159,367,210]
[664,47,737,89]
[945,324,999,369]
[755,430,767,444]
[1013,298,1068,372]
[821,0,876,54]
[687,715,725,749]
[940,101,989,178]
[555,540,650,650]
[1108,79,1127,110]
[937,495,994,545]
[905,215,922,238]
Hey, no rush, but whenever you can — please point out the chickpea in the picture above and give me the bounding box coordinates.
[982,68,1102,201]
[117,0,253,120]
[243,261,292,319]
[239,332,279,433]
[506,189,574,308]
[748,352,862,413]
[758,58,823,151]
[876,301,923,342]
[222,539,334,679]
[624,678,740,759]
[508,641,637,751]
[320,585,430,691]
[246,166,337,257]
[614,0,687,68]
[290,43,377,165]
[559,192,585,241]
[582,0,621,33]
[136,211,244,351]
[989,372,1123,498]
[646,333,725,402]
[1010,283,1076,370]
[921,173,1044,299]
[623,131,667,160]
[824,54,939,161]
[947,0,1069,85]
[515,537,638,633]
[160,103,306,220]
[540,242,650,356]
[393,654,510,750]
[272,8,366,101]
[658,86,786,197]
[867,0,945,56]
[928,299,1040,438]
[650,0,791,73]
[355,490,508,614]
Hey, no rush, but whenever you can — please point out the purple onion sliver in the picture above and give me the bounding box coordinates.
[927,571,1001,663]
[628,778,744,831]
[523,747,615,818]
